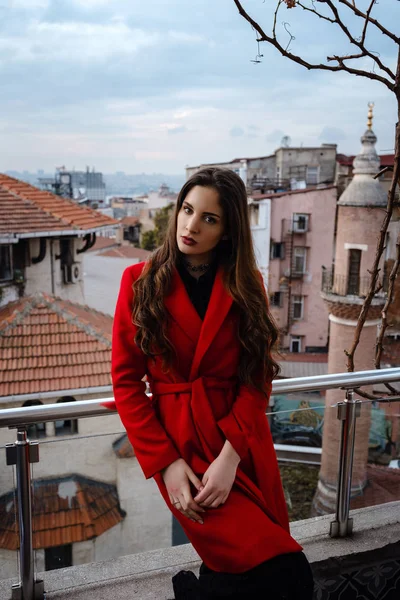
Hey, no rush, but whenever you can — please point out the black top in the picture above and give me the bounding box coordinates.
[176,257,218,320]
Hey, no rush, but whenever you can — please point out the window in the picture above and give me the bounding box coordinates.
[270,292,283,307]
[55,396,78,436]
[347,249,362,295]
[22,400,46,439]
[250,204,260,226]
[45,544,72,571]
[270,242,285,259]
[290,336,302,353]
[292,214,309,233]
[306,166,319,185]
[293,247,307,274]
[292,295,304,320]
[0,245,13,281]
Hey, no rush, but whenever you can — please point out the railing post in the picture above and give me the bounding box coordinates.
[5,428,44,600]
[330,388,361,538]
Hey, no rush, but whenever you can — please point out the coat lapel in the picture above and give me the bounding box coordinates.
[164,267,202,345]
[189,265,233,380]
[165,264,234,379]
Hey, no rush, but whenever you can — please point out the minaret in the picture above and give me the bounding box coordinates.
[313,104,387,515]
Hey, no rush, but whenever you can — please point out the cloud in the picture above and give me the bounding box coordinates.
[319,126,347,141]
[0,19,206,64]
[0,0,398,174]
[230,126,244,137]
[167,125,187,135]
[265,129,285,143]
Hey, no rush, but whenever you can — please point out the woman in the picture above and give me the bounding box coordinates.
[111,168,314,599]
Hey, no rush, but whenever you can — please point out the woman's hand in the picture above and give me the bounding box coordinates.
[193,445,239,508]
[162,458,206,524]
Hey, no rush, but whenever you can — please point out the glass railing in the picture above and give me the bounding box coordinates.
[0,368,399,599]
[0,441,19,584]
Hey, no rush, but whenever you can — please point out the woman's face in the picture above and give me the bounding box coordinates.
[176,185,225,261]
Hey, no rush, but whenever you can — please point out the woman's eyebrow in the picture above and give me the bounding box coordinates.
[183,201,221,219]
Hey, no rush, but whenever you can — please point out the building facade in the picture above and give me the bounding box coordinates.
[313,107,389,515]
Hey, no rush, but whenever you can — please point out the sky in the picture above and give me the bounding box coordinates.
[1,0,399,175]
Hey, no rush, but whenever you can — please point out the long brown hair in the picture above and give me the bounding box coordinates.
[132,168,280,394]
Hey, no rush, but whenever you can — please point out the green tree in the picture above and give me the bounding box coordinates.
[154,202,175,247]
[141,229,157,251]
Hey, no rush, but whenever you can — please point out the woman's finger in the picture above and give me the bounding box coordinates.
[186,468,205,493]
[200,492,219,507]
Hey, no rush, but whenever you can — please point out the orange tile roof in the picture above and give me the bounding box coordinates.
[0,474,125,550]
[113,433,135,458]
[100,246,151,260]
[0,294,113,397]
[121,216,140,226]
[350,464,400,511]
[87,235,119,253]
[0,174,118,237]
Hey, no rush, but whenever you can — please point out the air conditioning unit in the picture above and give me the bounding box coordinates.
[63,262,81,284]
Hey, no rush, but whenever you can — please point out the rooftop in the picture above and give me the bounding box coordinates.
[0,474,125,551]
[336,153,394,168]
[99,246,151,260]
[0,174,117,239]
[0,294,113,397]
[251,184,336,201]
[120,216,140,227]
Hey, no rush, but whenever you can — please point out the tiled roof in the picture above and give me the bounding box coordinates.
[251,185,337,201]
[100,246,151,260]
[113,433,135,458]
[121,216,140,226]
[0,474,125,551]
[87,235,120,253]
[278,352,328,363]
[0,294,113,397]
[0,173,118,237]
[379,154,395,167]
[350,464,400,511]
[337,153,394,167]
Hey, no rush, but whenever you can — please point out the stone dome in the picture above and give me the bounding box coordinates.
[338,116,387,207]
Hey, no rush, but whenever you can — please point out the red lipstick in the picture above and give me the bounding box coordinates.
[181,236,197,246]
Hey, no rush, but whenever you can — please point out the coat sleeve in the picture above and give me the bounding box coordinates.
[216,270,273,460]
[112,267,180,479]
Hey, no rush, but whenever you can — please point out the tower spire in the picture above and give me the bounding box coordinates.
[367,102,374,131]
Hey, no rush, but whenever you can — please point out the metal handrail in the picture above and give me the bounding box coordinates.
[1,367,400,600]
[1,368,399,429]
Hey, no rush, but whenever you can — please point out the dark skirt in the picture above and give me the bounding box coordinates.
[198,551,314,600]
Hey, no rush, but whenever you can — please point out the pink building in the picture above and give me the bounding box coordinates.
[251,186,337,354]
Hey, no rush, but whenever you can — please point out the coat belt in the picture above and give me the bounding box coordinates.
[151,376,236,396]
[151,376,238,461]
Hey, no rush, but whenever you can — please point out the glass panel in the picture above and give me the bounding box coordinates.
[0,440,19,583]
[350,398,400,511]
[27,412,175,574]
[270,389,328,522]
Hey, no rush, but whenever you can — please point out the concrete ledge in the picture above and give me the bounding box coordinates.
[1,501,399,600]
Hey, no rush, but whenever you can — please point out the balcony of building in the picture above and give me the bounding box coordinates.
[321,268,387,307]
[1,369,400,600]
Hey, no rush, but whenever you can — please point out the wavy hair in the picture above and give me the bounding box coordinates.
[132,168,280,394]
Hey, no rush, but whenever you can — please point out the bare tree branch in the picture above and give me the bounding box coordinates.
[360,0,376,46]
[323,0,395,80]
[375,234,400,394]
[336,0,400,44]
[233,0,395,90]
[233,1,400,393]
[345,85,400,373]
[297,1,336,23]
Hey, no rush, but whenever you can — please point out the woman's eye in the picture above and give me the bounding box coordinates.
[205,216,216,224]
[183,206,192,214]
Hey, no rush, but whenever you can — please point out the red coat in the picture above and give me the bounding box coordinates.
[111,261,302,573]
